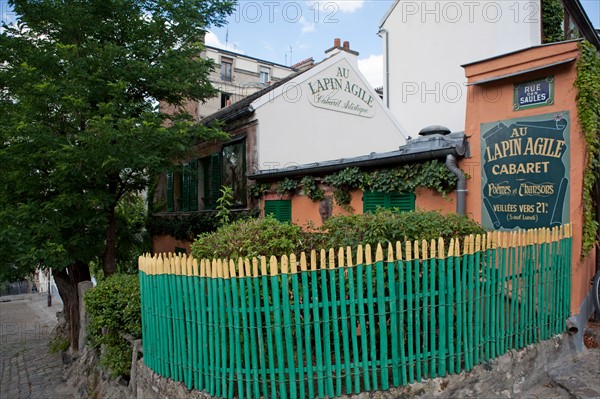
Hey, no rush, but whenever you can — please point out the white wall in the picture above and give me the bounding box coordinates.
[253,53,407,169]
[381,0,542,135]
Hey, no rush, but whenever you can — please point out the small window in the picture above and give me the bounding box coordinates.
[363,191,415,213]
[264,200,292,222]
[222,140,246,207]
[221,58,232,82]
[259,66,270,84]
[221,92,232,108]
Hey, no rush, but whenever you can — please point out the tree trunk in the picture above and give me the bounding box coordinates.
[102,205,117,277]
[52,262,91,352]
[102,173,119,277]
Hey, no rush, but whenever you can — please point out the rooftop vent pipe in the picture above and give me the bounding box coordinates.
[419,125,451,136]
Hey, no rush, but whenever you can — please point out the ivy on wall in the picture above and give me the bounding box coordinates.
[257,159,458,207]
[541,0,565,43]
[575,41,600,256]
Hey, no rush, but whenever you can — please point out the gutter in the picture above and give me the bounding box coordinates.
[377,28,390,107]
[445,154,467,215]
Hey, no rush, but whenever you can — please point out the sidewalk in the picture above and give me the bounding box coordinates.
[0,293,75,399]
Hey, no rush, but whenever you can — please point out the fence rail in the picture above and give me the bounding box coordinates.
[139,225,572,399]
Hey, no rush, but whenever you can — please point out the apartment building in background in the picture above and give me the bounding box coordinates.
[198,46,296,120]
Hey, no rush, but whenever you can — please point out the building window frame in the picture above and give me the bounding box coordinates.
[220,57,233,82]
[259,66,270,84]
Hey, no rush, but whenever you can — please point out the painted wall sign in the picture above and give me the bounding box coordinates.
[513,76,554,110]
[306,66,376,118]
[481,112,569,230]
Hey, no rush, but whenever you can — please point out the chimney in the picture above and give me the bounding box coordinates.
[291,57,315,72]
[325,38,359,57]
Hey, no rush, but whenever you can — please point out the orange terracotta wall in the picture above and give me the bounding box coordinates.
[462,41,595,313]
[266,187,457,229]
[152,235,192,255]
[415,188,456,215]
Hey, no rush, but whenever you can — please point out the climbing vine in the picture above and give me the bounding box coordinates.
[300,176,325,201]
[249,183,270,199]
[541,0,565,43]
[276,178,299,195]
[264,160,458,207]
[323,167,364,206]
[575,41,600,256]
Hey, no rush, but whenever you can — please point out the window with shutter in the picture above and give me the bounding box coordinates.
[180,161,199,212]
[221,140,246,207]
[166,172,174,212]
[264,200,292,222]
[363,191,415,213]
[388,192,415,211]
[189,160,199,211]
[209,153,221,207]
[181,164,190,212]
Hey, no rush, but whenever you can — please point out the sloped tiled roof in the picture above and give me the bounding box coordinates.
[201,69,306,127]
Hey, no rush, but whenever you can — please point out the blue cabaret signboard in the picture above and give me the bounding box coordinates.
[481,112,570,230]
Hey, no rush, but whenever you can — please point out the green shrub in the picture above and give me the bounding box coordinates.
[84,274,141,377]
[191,215,318,260]
[192,211,484,261]
[319,209,485,251]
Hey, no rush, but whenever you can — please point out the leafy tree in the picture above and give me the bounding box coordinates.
[0,0,234,350]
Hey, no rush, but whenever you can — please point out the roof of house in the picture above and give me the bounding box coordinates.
[378,1,399,28]
[200,47,378,127]
[249,131,469,181]
[561,0,600,50]
[461,38,581,69]
[204,45,294,70]
[200,70,305,126]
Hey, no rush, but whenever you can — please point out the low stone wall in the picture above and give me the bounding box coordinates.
[135,333,580,399]
[136,359,212,399]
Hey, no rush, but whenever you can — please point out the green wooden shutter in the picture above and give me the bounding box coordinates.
[209,153,221,207]
[166,172,174,212]
[363,191,415,213]
[363,191,386,213]
[264,200,292,222]
[181,164,190,212]
[389,192,415,212]
[189,159,198,211]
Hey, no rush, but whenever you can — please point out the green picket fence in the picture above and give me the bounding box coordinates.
[138,225,572,399]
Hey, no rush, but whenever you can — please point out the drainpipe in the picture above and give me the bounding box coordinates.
[445,154,467,215]
[377,28,390,108]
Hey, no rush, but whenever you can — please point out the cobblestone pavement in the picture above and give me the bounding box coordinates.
[0,293,76,399]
